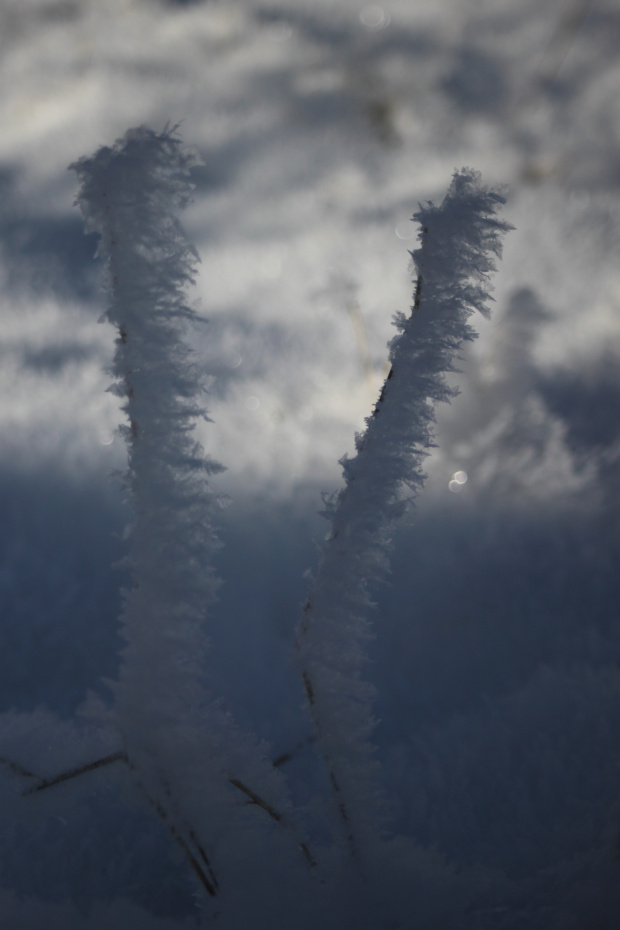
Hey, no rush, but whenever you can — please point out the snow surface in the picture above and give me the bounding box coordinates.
[0,0,619,926]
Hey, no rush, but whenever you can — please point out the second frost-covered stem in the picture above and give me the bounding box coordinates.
[297,169,513,866]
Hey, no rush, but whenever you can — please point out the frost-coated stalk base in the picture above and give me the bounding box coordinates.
[297,169,513,880]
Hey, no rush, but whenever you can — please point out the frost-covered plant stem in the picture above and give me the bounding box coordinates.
[71,126,221,756]
[297,169,513,869]
[68,136,510,922]
[70,128,302,911]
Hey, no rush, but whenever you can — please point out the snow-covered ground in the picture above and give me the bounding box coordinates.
[0,0,619,926]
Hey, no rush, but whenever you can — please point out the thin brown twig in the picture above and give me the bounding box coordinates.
[272,736,316,769]
[22,751,127,795]
[154,774,220,893]
[227,774,318,870]
[2,747,219,897]
[0,755,39,781]
[2,743,317,888]
[227,776,282,822]
[130,772,218,897]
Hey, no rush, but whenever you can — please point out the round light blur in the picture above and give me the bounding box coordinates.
[448,470,468,493]
[360,6,391,30]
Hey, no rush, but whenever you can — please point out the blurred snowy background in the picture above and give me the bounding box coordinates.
[0,0,619,925]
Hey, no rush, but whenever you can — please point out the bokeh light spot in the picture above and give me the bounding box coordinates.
[360,6,391,30]
[449,470,468,492]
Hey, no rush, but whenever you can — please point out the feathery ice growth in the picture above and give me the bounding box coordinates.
[70,128,310,923]
[68,127,512,928]
[296,168,513,871]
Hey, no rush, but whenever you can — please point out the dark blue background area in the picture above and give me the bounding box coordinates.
[0,468,126,717]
